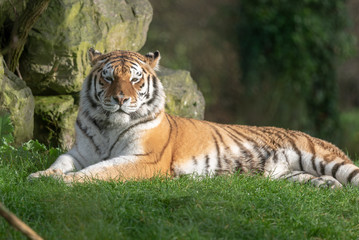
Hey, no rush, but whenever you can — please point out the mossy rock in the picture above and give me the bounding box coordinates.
[0,55,35,145]
[159,67,205,120]
[20,0,153,95]
[34,95,78,150]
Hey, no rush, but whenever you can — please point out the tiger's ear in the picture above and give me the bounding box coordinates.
[88,48,102,66]
[145,50,161,71]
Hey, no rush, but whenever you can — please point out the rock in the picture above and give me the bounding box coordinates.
[34,95,78,150]
[0,55,35,145]
[20,0,153,95]
[159,67,205,120]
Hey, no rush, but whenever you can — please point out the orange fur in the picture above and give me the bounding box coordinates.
[29,49,359,188]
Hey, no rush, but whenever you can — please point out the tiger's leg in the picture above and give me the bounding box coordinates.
[262,150,343,188]
[61,156,165,183]
[28,151,84,180]
[281,171,342,188]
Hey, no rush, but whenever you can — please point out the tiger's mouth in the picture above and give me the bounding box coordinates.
[101,101,140,114]
[101,103,120,113]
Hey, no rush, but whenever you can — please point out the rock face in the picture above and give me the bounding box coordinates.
[34,95,78,150]
[0,0,206,149]
[159,67,205,120]
[0,55,35,145]
[20,0,153,95]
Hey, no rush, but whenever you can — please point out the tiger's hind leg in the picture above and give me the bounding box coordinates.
[281,171,343,189]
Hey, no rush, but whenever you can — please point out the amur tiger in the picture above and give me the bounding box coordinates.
[29,48,359,188]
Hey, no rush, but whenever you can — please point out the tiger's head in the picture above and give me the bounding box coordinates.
[83,48,165,121]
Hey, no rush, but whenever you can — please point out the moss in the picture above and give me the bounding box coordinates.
[63,2,82,27]
[34,95,78,149]
[0,55,35,145]
[0,54,3,77]
[159,67,205,119]
[35,95,74,119]
[20,0,153,95]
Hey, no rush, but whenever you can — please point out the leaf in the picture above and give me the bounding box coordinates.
[0,111,14,145]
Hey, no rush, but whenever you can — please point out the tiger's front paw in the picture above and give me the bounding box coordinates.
[62,172,88,184]
[28,169,64,181]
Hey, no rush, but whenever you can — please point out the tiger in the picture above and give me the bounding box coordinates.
[28,48,359,188]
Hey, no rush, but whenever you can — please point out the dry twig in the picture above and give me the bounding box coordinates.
[0,202,43,240]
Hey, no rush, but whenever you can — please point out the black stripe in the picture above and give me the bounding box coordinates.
[273,153,278,163]
[147,76,158,106]
[285,137,303,171]
[226,126,270,165]
[192,156,198,166]
[106,58,140,69]
[347,168,359,184]
[224,126,270,171]
[105,56,124,65]
[222,127,253,160]
[167,115,179,172]
[332,162,346,178]
[145,75,151,99]
[211,132,222,169]
[208,125,226,170]
[149,114,173,164]
[107,112,160,158]
[283,151,289,165]
[187,118,198,128]
[93,74,101,102]
[306,136,318,175]
[205,155,210,174]
[82,110,103,133]
[69,148,85,169]
[133,152,151,157]
[319,161,325,175]
[234,160,243,173]
[85,73,99,108]
[76,118,101,155]
[221,127,254,171]
[245,127,273,146]
[285,172,304,180]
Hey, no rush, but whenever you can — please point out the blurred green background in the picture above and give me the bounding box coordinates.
[142,0,359,158]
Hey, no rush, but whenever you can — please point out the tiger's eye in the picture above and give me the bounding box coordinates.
[131,77,140,84]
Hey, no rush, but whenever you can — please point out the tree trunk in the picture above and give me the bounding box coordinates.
[6,0,50,73]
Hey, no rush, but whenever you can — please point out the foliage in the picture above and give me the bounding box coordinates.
[0,112,14,146]
[238,0,355,140]
[1,165,359,239]
[0,114,62,174]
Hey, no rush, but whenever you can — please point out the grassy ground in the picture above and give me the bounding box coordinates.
[1,142,359,239]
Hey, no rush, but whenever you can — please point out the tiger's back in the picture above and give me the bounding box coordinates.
[143,114,358,187]
[28,49,359,188]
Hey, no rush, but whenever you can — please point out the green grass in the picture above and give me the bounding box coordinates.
[1,142,359,239]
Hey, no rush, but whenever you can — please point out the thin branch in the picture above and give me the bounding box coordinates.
[0,202,43,240]
[7,0,18,18]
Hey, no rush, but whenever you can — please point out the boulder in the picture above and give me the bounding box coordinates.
[0,55,35,145]
[34,95,78,150]
[159,67,205,120]
[20,0,153,95]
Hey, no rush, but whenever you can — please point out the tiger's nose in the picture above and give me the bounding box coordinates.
[113,95,130,106]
